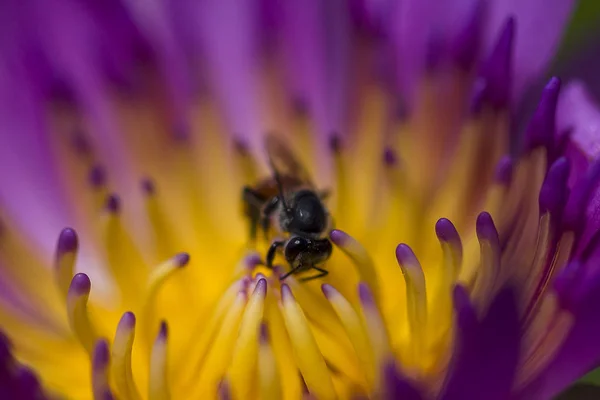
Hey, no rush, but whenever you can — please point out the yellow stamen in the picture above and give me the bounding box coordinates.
[280,284,336,400]
[67,273,97,355]
[258,323,282,399]
[322,284,373,391]
[330,229,380,302]
[111,312,142,400]
[149,321,170,400]
[194,290,248,397]
[228,278,267,399]
[91,339,112,400]
[358,283,390,387]
[54,228,78,301]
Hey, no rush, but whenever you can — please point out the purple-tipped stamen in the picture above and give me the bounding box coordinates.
[524,77,562,152]
[321,283,335,299]
[174,252,190,267]
[56,227,78,255]
[69,273,91,295]
[383,147,398,166]
[494,156,513,185]
[119,312,136,329]
[92,339,110,370]
[475,17,515,111]
[358,282,375,307]
[158,321,168,339]
[280,284,293,302]
[141,178,155,195]
[475,212,500,244]
[89,165,107,187]
[259,322,269,344]
[538,157,570,217]
[451,0,485,70]
[105,194,121,213]
[395,243,420,268]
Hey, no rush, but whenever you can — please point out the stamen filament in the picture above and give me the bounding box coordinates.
[258,323,281,399]
[280,284,336,400]
[228,278,267,399]
[357,283,390,389]
[149,321,170,400]
[322,284,373,391]
[330,229,380,301]
[67,273,97,355]
[54,228,78,301]
[92,339,114,400]
[112,312,142,400]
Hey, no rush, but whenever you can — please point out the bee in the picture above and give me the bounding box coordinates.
[242,135,333,282]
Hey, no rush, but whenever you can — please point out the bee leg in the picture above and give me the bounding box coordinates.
[279,264,304,281]
[265,240,285,269]
[299,266,328,282]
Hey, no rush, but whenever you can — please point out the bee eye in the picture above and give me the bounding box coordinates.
[284,236,309,262]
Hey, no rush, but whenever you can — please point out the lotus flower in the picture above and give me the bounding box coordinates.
[0,0,596,399]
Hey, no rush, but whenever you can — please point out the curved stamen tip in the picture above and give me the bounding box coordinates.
[321,283,335,299]
[525,77,561,151]
[141,178,155,195]
[158,320,168,339]
[358,282,374,306]
[329,134,343,153]
[174,252,190,267]
[119,311,136,328]
[435,218,460,243]
[234,139,250,156]
[57,227,78,254]
[259,322,269,343]
[253,278,268,297]
[280,284,294,302]
[539,157,570,214]
[395,243,418,266]
[329,229,349,246]
[70,273,91,295]
[93,339,110,368]
[383,148,398,166]
[495,156,513,184]
[89,165,106,187]
[478,16,515,109]
[245,253,262,269]
[218,379,231,400]
[105,194,121,213]
[476,212,498,242]
[452,284,472,312]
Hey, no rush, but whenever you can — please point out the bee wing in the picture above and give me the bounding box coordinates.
[264,134,315,189]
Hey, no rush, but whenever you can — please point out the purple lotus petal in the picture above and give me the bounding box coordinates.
[390,0,479,103]
[519,268,600,399]
[484,0,576,101]
[440,285,519,400]
[381,361,422,399]
[182,0,263,149]
[557,82,600,186]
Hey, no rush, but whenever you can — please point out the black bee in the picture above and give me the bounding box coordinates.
[242,135,332,281]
